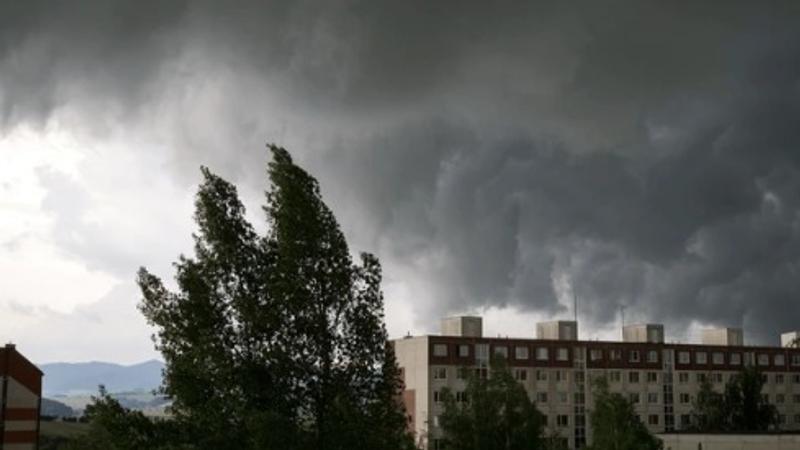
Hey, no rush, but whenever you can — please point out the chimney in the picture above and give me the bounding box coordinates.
[536,320,578,341]
[701,328,743,346]
[623,324,664,343]
[441,316,483,337]
[782,331,800,347]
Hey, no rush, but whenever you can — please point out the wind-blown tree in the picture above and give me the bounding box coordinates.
[439,357,545,450]
[587,377,662,450]
[137,145,412,450]
[690,378,727,432]
[690,366,777,432]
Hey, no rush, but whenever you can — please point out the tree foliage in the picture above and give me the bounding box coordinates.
[690,366,778,432]
[132,145,411,450]
[439,357,545,450]
[65,386,193,450]
[587,377,662,450]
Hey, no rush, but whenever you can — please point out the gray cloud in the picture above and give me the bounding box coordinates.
[2,1,800,345]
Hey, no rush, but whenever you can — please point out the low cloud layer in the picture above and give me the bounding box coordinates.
[2,1,800,357]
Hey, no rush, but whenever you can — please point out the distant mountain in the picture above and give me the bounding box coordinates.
[40,398,76,418]
[40,360,164,396]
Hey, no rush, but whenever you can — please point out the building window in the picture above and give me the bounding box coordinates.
[555,370,566,382]
[433,391,443,403]
[629,371,640,383]
[494,346,509,359]
[795,414,800,424]
[779,414,787,425]
[433,415,440,428]
[433,344,448,357]
[647,350,658,363]
[777,394,786,404]
[536,370,548,381]
[678,372,689,383]
[730,353,741,365]
[456,391,468,403]
[574,392,586,404]
[536,347,549,361]
[679,393,691,404]
[775,354,785,366]
[514,369,527,381]
[711,373,723,384]
[712,352,724,365]
[590,349,603,361]
[629,350,641,363]
[457,368,468,379]
[648,415,659,425]
[433,368,447,380]
[678,351,690,364]
[648,393,659,404]
[458,344,470,358]
[515,346,529,360]
[556,348,569,361]
[559,392,568,403]
[556,415,569,427]
[629,393,640,404]
[537,392,548,403]
[647,372,658,383]
[575,371,585,383]
[476,344,489,366]
[610,349,622,360]
[793,374,800,384]
[695,352,707,364]
[758,354,770,366]
[680,414,691,428]
[776,374,785,384]
[793,394,800,403]
[696,373,706,383]
[609,371,621,382]
[792,354,800,366]
[474,367,488,379]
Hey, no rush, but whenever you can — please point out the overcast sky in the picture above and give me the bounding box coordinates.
[2,1,800,364]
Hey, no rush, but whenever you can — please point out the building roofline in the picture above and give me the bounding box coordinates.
[395,334,797,352]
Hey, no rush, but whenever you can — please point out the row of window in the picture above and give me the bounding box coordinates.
[433,367,585,382]
[434,366,800,387]
[431,343,800,367]
[676,350,800,367]
[432,343,570,361]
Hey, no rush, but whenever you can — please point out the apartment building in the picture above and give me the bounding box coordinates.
[393,317,800,450]
[0,344,43,450]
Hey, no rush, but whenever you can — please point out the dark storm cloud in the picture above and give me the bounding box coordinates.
[3,1,800,343]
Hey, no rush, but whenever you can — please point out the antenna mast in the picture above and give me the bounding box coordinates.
[573,291,579,341]
[620,305,626,340]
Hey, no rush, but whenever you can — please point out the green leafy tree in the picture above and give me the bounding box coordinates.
[690,376,727,431]
[587,377,662,450]
[689,366,777,432]
[66,386,193,450]
[137,145,412,450]
[439,357,545,450]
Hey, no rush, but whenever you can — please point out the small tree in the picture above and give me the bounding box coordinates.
[726,366,778,431]
[587,377,662,450]
[439,357,545,450]
[689,366,777,432]
[67,386,192,450]
[690,377,726,431]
